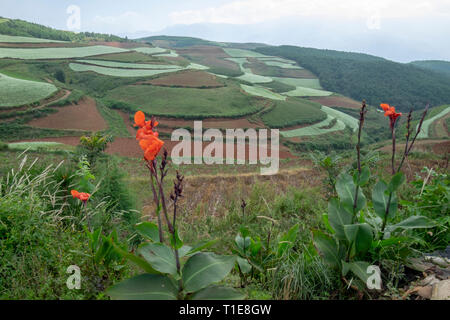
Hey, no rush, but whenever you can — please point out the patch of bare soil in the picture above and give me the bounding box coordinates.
[140,70,224,88]
[28,97,107,131]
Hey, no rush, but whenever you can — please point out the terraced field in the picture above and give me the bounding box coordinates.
[281,115,345,138]
[417,105,450,139]
[223,48,268,58]
[75,59,181,69]
[240,84,286,101]
[280,105,358,137]
[284,86,333,97]
[271,77,323,90]
[105,82,264,118]
[134,47,168,55]
[69,63,183,77]
[0,72,57,107]
[0,45,128,59]
[0,34,66,43]
[260,98,326,128]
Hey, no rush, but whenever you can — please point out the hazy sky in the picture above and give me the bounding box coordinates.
[1,0,449,62]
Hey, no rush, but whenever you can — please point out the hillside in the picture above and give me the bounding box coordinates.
[0,17,125,42]
[410,60,450,78]
[255,45,450,111]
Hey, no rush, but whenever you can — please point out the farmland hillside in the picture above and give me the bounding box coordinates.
[255,45,450,111]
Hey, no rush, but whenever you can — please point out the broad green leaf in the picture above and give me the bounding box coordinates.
[359,167,371,186]
[312,230,341,269]
[336,172,366,213]
[277,224,299,257]
[344,223,373,256]
[372,180,398,220]
[328,198,353,240]
[386,216,436,234]
[179,245,193,258]
[388,172,405,193]
[112,243,160,274]
[372,237,411,249]
[135,222,160,242]
[343,224,359,244]
[322,213,335,234]
[235,234,251,254]
[170,230,184,250]
[355,224,373,255]
[139,243,177,276]
[190,285,245,300]
[182,252,236,293]
[236,257,252,274]
[185,240,218,256]
[341,261,372,284]
[107,274,178,300]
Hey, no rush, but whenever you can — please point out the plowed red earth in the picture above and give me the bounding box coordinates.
[28,97,107,131]
[14,136,293,160]
[140,71,224,88]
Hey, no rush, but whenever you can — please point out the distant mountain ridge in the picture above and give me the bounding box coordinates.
[256,45,450,111]
[410,60,450,78]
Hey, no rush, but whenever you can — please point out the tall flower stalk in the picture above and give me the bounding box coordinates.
[379,103,428,232]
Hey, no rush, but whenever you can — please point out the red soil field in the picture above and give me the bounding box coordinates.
[106,138,293,160]
[15,135,293,160]
[28,97,107,131]
[309,96,363,109]
[177,46,241,72]
[141,71,224,88]
[117,110,265,132]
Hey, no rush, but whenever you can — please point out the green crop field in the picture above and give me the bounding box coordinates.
[271,77,323,89]
[69,63,183,77]
[90,51,163,63]
[76,59,180,69]
[7,141,73,151]
[134,47,168,55]
[105,83,263,118]
[0,72,57,107]
[154,50,179,57]
[0,34,66,43]
[0,45,128,59]
[281,115,346,137]
[321,105,359,132]
[223,48,268,58]
[241,84,286,101]
[260,98,326,128]
[260,60,302,69]
[284,86,333,97]
[237,72,272,84]
[416,105,450,139]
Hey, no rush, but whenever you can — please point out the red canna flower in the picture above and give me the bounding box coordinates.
[380,103,402,129]
[71,189,91,203]
[134,111,164,162]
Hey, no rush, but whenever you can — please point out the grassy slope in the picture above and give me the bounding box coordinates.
[104,81,264,118]
[260,98,327,128]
